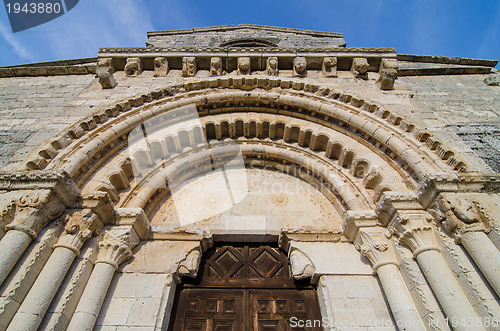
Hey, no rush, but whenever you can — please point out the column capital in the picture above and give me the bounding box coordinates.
[3,190,65,238]
[437,193,491,240]
[354,227,399,271]
[54,209,103,254]
[96,226,140,269]
[388,210,440,258]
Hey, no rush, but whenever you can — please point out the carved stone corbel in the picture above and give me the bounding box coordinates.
[177,249,201,279]
[293,57,307,77]
[124,57,143,77]
[289,248,315,280]
[96,58,116,89]
[153,57,169,77]
[182,57,197,77]
[322,57,337,77]
[266,57,279,76]
[237,57,251,75]
[351,57,370,80]
[377,58,398,90]
[210,57,222,76]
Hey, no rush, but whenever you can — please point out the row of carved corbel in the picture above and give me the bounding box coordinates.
[97,56,397,90]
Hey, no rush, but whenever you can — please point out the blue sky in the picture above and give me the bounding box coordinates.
[1,0,499,68]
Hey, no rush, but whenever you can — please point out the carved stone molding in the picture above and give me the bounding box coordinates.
[54,209,103,254]
[354,227,399,271]
[153,57,169,77]
[96,58,116,89]
[3,190,64,239]
[237,57,251,75]
[293,56,307,77]
[96,226,140,269]
[322,57,337,77]
[351,57,369,79]
[266,57,279,76]
[210,57,222,76]
[389,211,440,257]
[182,57,197,77]
[177,249,201,278]
[124,57,143,77]
[289,248,315,280]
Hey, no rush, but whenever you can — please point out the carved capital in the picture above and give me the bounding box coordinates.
[97,58,116,89]
[438,193,490,240]
[96,226,140,269]
[124,57,143,77]
[153,57,169,77]
[289,248,315,280]
[322,57,337,77]
[54,209,103,254]
[351,57,369,79]
[354,227,399,271]
[210,57,222,76]
[4,190,65,238]
[266,57,279,76]
[177,249,201,278]
[293,57,307,77]
[389,211,440,257]
[237,57,251,75]
[182,57,197,77]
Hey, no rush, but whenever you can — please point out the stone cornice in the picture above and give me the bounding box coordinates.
[0,171,80,207]
[147,24,345,38]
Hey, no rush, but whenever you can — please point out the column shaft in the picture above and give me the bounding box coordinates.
[67,262,115,331]
[377,264,426,331]
[461,231,500,297]
[0,230,32,286]
[416,250,485,331]
[6,247,76,331]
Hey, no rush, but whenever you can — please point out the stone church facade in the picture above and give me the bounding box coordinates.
[0,24,499,330]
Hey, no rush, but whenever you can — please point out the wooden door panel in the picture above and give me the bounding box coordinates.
[168,245,322,331]
[174,288,245,331]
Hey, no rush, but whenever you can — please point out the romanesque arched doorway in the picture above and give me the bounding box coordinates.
[167,243,322,330]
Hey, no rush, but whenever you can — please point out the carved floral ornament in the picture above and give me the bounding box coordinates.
[354,227,399,271]
[2,190,65,238]
[54,209,103,254]
[389,211,441,257]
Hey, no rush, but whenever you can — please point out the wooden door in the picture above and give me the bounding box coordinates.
[167,244,322,331]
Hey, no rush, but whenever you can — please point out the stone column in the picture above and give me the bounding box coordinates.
[67,225,140,331]
[460,231,500,297]
[6,209,102,331]
[355,227,425,331]
[390,211,485,331]
[439,194,500,297]
[0,190,64,286]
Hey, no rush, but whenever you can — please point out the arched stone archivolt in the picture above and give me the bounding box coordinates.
[26,76,463,183]
[79,111,410,212]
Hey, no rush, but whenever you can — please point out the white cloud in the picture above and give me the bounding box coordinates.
[0,21,35,62]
